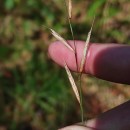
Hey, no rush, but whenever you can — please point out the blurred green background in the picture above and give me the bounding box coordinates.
[0,0,130,130]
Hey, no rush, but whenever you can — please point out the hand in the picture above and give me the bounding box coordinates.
[48,40,130,130]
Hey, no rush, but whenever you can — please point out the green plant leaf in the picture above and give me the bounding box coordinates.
[5,0,15,10]
[88,0,106,17]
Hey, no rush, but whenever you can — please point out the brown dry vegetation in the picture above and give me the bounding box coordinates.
[0,0,130,130]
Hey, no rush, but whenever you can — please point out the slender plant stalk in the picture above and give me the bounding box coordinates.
[68,18,79,71]
[79,17,95,122]
[78,73,84,122]
[63,0,78,71]
[48,0,95,125]
[64,0,84,122]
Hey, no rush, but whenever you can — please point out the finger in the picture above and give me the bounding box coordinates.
[49,40,87,73]
[59,119,99,130]
[48,40,130,84]
[59,119,97,130]
[95,100,130,130]
[58,125,96,130]
[58,101,130,130]
[59,119,98,130]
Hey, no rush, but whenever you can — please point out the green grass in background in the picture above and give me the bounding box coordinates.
[0,0,130,129]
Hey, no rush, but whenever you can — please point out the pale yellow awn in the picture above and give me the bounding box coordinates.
[68,0,72,19]
[64,63,80,104]
[79,18,95,72]
[50,28,74,52]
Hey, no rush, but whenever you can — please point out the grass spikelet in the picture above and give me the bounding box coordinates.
[79,18,95,73]
[50,28,74,52]
[68,0,72,19]
[64,63,80,104]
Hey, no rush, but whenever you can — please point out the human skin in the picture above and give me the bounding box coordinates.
[48,40,130,130]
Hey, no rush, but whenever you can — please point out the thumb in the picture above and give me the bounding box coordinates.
[59,119,97,130]
[58,125,96,130]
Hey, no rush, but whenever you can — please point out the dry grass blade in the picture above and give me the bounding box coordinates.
[68,0,72,19]
[50,28,74,52]
[64,63,80,104]
[79,18,95,72]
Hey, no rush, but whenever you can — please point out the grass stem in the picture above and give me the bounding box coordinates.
[78,73,84,123]
[64,0,78,71]
[64,0,84,122]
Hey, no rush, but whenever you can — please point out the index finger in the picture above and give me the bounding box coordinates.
[48,40,130,85]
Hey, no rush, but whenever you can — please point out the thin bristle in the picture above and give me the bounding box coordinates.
[64,63,80,104]
[50,28,74,52]
[80,17,95,73]
[68,0,72,19]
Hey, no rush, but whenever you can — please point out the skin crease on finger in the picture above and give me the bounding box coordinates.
[48,40,130,85]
